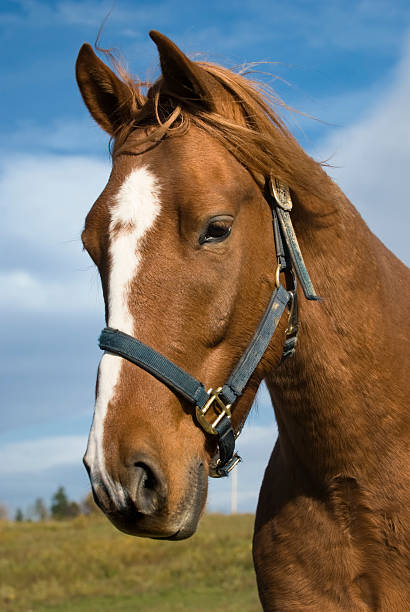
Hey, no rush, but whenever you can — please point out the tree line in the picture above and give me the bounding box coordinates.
[7,487,99,522]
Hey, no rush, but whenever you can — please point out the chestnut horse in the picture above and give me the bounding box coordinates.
[76,31,410,610]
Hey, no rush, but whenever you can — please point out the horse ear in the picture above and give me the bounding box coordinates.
[149,30,217,110]
[76,43,135,135]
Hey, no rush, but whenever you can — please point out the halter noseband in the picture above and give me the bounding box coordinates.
[98,177,319,477]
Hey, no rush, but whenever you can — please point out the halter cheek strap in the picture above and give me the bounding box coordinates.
[97,178,318,477]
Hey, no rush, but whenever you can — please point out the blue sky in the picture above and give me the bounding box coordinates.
[1,0,410,517]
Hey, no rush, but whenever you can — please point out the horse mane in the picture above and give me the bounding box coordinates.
[106,51,334,207]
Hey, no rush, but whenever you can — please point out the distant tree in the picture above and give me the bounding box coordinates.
[0,503,9,520]
[50,486,80,520]
[14,508,24,522]
[33,497,48,521]
[81,491,100,516]
[50,486,70,520]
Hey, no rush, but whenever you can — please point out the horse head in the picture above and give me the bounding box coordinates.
[76,31,296,539]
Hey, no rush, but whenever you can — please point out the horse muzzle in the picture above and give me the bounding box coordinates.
[84,453,207,539]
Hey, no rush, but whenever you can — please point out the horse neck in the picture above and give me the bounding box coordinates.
[265,177,409,482]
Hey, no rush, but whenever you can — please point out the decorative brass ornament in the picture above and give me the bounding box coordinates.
[270,176,293,211]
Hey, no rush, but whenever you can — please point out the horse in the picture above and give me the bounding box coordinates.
[76,31,410,610]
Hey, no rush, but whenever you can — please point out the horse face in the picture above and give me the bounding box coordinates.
[77,34,286,539]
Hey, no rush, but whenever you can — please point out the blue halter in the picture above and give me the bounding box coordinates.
[98,178,318,477]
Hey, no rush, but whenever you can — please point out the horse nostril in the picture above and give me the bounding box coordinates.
[133,461,166,515]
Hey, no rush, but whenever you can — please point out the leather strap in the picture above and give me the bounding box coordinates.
[275,207,319,300]
[99,327,210,407]
[219,284,289,405]
[272,207,287,272]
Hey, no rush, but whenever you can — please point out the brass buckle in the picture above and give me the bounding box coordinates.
[195,387,232,435]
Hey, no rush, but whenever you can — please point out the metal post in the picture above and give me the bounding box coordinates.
[231,467,238,514]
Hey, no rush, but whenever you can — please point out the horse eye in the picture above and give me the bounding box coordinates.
[199,220,232,245]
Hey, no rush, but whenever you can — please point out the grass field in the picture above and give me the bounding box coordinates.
[0,514,261,611]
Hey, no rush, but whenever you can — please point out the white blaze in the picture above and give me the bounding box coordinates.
[85,167,161,504]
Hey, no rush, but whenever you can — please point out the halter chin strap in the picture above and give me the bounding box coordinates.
[98,178,318,477]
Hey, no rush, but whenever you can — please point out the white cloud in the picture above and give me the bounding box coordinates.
[241,422,277,448]
[0,435,87,475]
[3,118,107,154]
[1,151,109,313]
[1,153,109,244]
[0,268,102,313]
[315,36,410,265]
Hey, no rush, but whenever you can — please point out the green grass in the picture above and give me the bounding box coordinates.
[0,514,261,611]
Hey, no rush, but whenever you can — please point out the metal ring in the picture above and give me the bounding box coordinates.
[275,263,281,288]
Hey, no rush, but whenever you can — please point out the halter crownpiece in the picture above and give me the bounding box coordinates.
[98,178,318,477]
